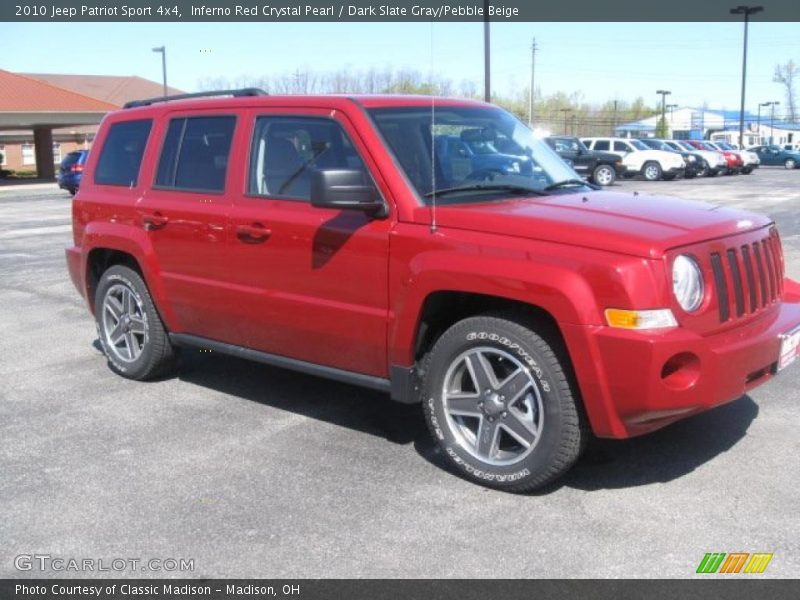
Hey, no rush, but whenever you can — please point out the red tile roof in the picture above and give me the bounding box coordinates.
[0,70,118,112]
[23,73,184,108]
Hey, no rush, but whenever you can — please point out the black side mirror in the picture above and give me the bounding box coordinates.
[310,169,386,217]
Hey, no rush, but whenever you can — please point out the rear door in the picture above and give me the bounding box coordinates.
[226,108,393,377]
[135,111,243,341]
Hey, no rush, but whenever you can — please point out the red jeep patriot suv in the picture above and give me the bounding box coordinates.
[66,89,800,491]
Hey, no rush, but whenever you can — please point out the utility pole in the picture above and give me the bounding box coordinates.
[730,5,764,149]
[656,90,671,137]
[528,37,538,126]
[483,0,491,102]
[559,108,572,135]
[152,46,167,97]
[612,100,618,136]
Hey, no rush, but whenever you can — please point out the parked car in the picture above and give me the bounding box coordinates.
[750,145,800,169]
[57,149,89,195]
[638,139,702,178]
[65,90,800,492]
[544,136,625,186]
[707,141,759,174]
[684,140,743,174]
[661,140,727,177]
[435,132,534,181]
[581,137,685,181]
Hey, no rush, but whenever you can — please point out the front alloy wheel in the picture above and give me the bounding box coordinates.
[422,314,586,492]
[442,347,544,466]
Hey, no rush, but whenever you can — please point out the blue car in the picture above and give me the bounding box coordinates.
[435,129,533,185]
[57,149,89,195]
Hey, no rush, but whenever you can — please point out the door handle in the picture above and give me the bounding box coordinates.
[236,223,271,243]
[142,212,169,231]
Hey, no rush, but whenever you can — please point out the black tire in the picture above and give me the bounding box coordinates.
[698,161,710,177]
[742,166,753,174]
[591,164,616,186]
[421,314,587,492]
[642,161,662,181]
[785,158,797,170]
[94,265,174,380]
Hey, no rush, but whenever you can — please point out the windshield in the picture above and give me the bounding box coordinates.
[629,140,650,151]
[716,142,735,150]
[368,105,581,203]
[676,141,694,151]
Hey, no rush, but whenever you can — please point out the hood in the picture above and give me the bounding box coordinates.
[427,190,772,258]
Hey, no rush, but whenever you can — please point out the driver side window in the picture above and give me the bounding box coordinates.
[248,116,365,200]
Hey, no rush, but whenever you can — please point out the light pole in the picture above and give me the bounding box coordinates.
[656,90,671,137]
[559,108,572,135]
[757,101,772,144]
[152,46,167,97]
[667,103,678,130]
[730,5,764,149]
[769,101,780,144]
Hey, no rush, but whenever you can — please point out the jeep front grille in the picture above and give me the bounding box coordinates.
[710,234,783,323]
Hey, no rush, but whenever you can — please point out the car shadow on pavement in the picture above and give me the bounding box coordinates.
[562,396,759,492]
[173,348,758,493]
[176,349,428,446]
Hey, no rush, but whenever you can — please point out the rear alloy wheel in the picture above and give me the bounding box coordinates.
[421,314,586,492]
[786,158,797,170]
[592,164,616,186]
[95,265,174,380]
[642,161,662,181]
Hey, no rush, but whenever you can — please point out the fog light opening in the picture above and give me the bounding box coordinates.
[660,352,701,391]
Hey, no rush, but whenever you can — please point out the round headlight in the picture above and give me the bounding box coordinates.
[672,255,704,312]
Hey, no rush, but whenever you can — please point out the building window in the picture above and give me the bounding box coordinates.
[52,142,62,164]
[0,145,6,166]
[21,143,35,166]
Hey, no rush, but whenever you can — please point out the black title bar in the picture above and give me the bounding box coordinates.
[3,0,799,22]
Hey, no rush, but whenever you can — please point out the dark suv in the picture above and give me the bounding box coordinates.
[544,136,624,186]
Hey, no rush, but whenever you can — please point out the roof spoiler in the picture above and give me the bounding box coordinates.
[123,88,267,109]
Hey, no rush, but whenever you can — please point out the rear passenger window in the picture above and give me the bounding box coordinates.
[94,119,152,186]
[248,116,366,200]
[155,116,236,192]
[593,140,610,151]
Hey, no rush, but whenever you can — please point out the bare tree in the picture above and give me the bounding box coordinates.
[774,60,799,123]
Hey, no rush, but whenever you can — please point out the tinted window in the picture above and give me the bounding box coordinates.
[61,151,83,167]
[155,116,236,192]
[593,140,610,151]
[613,141,629,152]
[94,120,152,186]
[249,117,366,200]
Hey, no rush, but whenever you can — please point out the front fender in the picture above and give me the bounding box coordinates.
[81,222,180,330]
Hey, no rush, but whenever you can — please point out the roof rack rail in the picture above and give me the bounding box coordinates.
[123,88,268,109]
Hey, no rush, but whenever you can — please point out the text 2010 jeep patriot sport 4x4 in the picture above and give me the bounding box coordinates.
[66,90,800,491]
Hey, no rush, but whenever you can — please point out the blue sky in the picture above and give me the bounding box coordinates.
[1,21,797,113]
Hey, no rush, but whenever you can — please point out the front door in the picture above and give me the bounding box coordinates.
[226,109,393,377]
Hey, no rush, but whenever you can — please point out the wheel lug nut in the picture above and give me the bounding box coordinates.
[502,411,507,418]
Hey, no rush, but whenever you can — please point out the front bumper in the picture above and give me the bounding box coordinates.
[564,278,800,438]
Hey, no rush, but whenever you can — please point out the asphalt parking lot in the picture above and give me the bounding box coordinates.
[1,168,798,579]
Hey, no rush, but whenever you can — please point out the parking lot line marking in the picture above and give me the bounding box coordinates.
[0,224,72,238]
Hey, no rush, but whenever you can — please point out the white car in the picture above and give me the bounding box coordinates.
[662,140,728,176]
[581,137,686,181]
[706,141,760,174]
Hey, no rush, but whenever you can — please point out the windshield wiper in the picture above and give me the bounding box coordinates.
[423,184,544,198]
[543,179,597,191]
